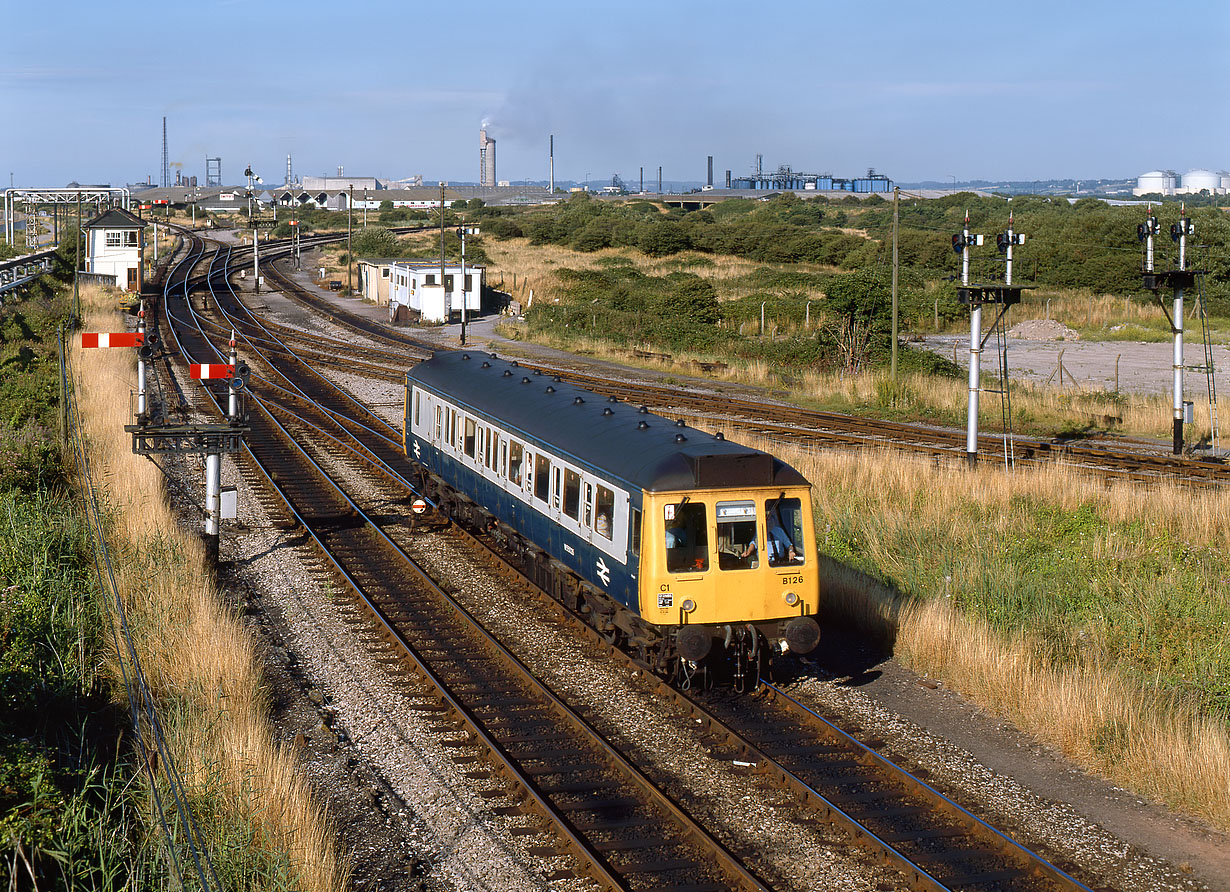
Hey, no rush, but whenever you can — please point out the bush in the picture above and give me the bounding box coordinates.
[350,227,401,257]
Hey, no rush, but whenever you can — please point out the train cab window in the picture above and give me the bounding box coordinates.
[563,469,581,520]
[534,454,551,502]
[716,501,759,570]
[463,418,476,458]
[765,497,805,566]
[630,508,641,556]
[508,441,524,486]
[414,391,420,427]
[664,501,707,571]
[595,486,615,540]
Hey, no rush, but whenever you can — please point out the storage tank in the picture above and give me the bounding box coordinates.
[1181,168,1221,194]
[1220,171,1230,191]
[1133,170,1176,196]
[479,129,496,188]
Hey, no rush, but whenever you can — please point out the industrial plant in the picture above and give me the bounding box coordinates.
[1133,168,1229,196]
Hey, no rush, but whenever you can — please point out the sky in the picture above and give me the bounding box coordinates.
[2,0,1228,189]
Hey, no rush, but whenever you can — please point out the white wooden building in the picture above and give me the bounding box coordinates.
[82,208,146,292]
[388,260,484,324]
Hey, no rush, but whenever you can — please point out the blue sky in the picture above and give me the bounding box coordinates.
[2,0,1227,188]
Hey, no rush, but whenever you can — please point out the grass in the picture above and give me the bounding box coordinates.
[72,284,346,891]
[730,433,1230,828]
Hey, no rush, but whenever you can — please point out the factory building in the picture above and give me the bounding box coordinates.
[729,164,892,193]
[479,129,496,188]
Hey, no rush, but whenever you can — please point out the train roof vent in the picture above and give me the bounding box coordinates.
[481,361,491,368]
[675,433,687,443]
[521,377,531,384]
[637,420,650,430]
[545,386,556,393]
[510,360,519,367]
[574,397,585,405]
[675,419,686,427]
[533,369,543,376]
[502,370,512,377]
[461,354,470,360]
[607,396,618,402]
[715,432,725,440]
[553,375,562,382]
[638,405,649,414]
[603,407,614,416]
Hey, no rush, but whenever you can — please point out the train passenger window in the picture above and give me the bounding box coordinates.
[765,498,805,566]
[664,501,706,571]
[433,405,442,443]
[583,483,593,527]
[594,486,614,539]
[414,390,420,428]
[508,441,524,486]
[716,500,758,571]
[552,468,562,510]
[500,440,508,478]
[630,508,641,556]
[535,454,551,502]
[464,418,476,458]
[563,470,581,520]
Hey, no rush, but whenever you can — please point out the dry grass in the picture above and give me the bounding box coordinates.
[798,367,1214,442]
[730,434,1230,829]
[72,284,346,891]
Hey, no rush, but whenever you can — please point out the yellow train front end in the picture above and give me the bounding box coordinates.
[638,484,821,664]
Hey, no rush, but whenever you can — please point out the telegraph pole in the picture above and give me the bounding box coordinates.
[347,185,353,296]
[890,186,899,396]
[458,226,467,346]
[439,182,446,308]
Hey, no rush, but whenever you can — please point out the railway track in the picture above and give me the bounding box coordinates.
[143,229,1104,890]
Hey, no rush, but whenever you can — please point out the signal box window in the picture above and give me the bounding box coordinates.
[595,485,614,539]
[665,502,707,572]
[765,497,805,566]
[535,454,551,502]
[563,469,581,520]
[716,500,759,570]
[508,441,524,486]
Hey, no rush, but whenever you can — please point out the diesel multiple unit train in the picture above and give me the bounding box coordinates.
[404,351,820,680]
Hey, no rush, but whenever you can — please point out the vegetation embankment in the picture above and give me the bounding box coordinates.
[1,274,345,889]
[734,433,1230,829]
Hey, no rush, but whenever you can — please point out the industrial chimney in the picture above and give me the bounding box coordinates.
[480,129,497,188]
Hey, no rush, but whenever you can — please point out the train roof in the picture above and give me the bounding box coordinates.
[408,351,809,493]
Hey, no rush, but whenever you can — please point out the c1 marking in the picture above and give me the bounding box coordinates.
[595,557,610,586]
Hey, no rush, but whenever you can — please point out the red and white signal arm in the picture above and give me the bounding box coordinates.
[82,332,144,348]
[190,363,234,379]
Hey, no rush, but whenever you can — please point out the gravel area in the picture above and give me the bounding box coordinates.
[150,278,1230,892]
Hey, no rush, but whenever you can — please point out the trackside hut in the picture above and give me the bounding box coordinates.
[388,259,484,323]
[82,207,146,292]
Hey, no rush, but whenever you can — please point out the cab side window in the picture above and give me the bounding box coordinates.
[765,497,805,566]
